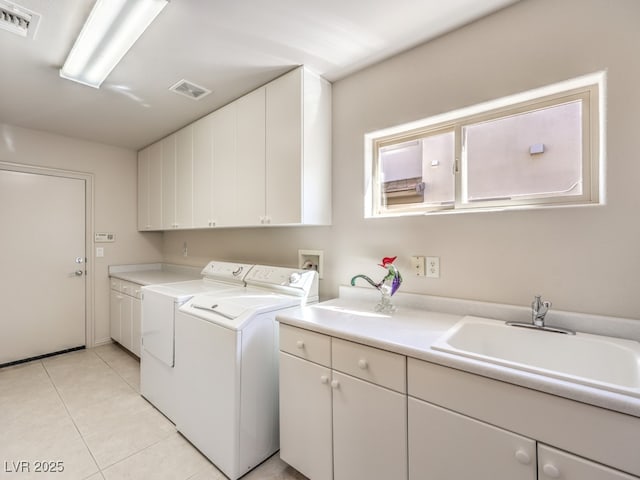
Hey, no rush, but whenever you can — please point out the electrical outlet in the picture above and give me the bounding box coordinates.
[410,256,425,276]
[426,256,440,278]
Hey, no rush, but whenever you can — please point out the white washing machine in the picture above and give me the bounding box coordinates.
[174,265,318,480]
[140,261,253,422]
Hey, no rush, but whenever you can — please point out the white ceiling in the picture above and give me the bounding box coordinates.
[0,0,519,150]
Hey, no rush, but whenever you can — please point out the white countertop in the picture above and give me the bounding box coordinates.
[108,263,202,286]
[277,288,640,418]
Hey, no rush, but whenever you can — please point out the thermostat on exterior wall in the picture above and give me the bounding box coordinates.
[95,232,115,243]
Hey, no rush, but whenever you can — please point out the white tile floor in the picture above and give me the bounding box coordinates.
[0,344,308,480]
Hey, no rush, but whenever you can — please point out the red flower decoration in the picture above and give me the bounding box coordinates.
[379,256,397,267]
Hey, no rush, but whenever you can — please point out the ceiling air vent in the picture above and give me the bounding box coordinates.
[0,1,40,39]
[169,79,212,100]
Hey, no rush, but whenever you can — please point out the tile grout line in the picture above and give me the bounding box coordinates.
[73,345,177,477]
[41,347,161,479]
[41,353,104,478]
[93,344,141,394]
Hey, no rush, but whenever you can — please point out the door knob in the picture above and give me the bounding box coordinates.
[74,270,84,276]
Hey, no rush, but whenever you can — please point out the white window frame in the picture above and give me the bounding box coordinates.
[364,71,606,218]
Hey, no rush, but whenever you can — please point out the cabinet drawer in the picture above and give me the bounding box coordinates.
[110,278,121,291]
[332,338,406,393]
[129,283,143,299]
[120,281,133,295]
[117,280,143,299]
[538,445,638,480]
[279,324,331,367]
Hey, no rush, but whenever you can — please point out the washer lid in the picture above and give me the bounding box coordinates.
[190,299,250,320]
[190,293,296,319]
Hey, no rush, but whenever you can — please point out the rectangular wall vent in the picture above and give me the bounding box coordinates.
[0,1,40,39]
[169,79,212,100]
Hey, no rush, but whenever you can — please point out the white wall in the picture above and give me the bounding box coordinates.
[0,124,164,345]
[166,0,640,320]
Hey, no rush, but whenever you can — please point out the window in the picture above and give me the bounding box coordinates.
[365,72,604,217]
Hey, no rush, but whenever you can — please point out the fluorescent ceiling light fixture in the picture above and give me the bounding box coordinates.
[60,0,168,88]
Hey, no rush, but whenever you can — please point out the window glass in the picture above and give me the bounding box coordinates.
[377,130,454,212]
[462,100,583,203]
[365,72,603,217]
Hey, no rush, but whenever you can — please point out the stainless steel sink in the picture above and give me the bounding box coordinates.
[432,316,640,398]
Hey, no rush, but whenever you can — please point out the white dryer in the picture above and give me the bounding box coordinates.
[174,265,318,480]
[140,261,253,422]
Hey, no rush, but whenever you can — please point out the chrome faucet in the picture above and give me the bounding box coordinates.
[531,295,551,327]
[506,295,574,334]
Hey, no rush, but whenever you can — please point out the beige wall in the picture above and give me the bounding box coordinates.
[0,124,163,345]
[165,0,640,320]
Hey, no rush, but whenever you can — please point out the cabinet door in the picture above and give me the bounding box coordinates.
[236,87,266,225]
[539,445,638,480]
[193,114,214,227]
[175,125,193,228]
[332,371,407,480]
[131,296,142,357]
[408,397,536,480]
[109,289,122,342]
[120,294,133,352]
[279,352,333,480]
[137,146,150,230]
[148,141,163,229]
[266,68,302,225]
[161,133,177,228]
[211,104,237,226]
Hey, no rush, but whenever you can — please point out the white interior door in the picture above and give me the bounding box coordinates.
[0,169,86,365]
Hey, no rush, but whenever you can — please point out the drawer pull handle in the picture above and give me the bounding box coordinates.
[514,450,531,465]
[542,464,560,478]
[296,340,305,349]
[358,359,368,369]
[330,379,340,389]
[320,375,329,384]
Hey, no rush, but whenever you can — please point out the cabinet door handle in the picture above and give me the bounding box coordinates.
[514,449,531,465]
[330,379,340,389]
[320,375,329,384]
[296,340,305,349]
[358,359,368,369]
[542,464,560,478]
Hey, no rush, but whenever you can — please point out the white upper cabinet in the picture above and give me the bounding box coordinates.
[175,125,194,228]
[236,87,266,225]
[211,103,238,227]
[161,133,177,229]
[192,113,214,227]
[137,141,163,230]
[137,146,150,231]
[266,67,331,225]
[137,66,331,231]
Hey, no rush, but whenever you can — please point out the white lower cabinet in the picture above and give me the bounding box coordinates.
[408,398,639,480]
[279,352,333,480]
[332,371,406,480]
[279,324,407,480]
[408,398,536,480]
[280,325,640,480]
[538,445,638,480]
[109,288,122,343]
[109,278,142,357]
